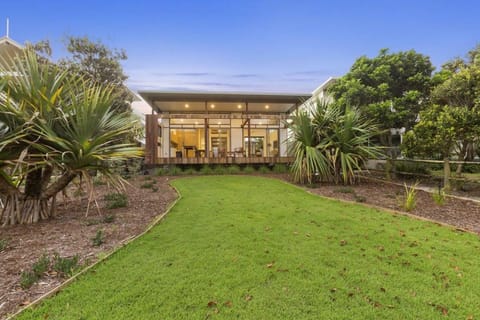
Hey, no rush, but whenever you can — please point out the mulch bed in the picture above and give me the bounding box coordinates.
[307,179,480,234]
[0,176,177,319]
[2,174,480,319]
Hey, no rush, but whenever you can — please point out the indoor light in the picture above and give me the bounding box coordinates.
[211,104,215,109]
[265,105,270,109]
[237,104,242,109]
[185,104,189,108]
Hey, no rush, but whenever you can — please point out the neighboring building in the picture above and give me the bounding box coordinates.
[298,77,337,113]
[138,90,311,166]
[0,36,23,72]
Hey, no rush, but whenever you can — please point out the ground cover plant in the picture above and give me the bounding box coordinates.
[16,176,480,319]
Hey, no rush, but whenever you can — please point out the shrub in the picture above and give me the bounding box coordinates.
[258,165,271,174]
[170,166,183,176]
[226,165,241,175]
[0,239,7,252]
[104,193,128,209]
[213,166,227,175]
[20,271,38,289]
[32,253,50,277]
[92,230,104,247]
[272,164,289,173]
[183,168,197,175]
[432,188,447,206]
[199,165,213,175]
[103,214,115,223]
[243,166,256,174]
[93,176,107,186]
[140,182,154,189]
[53,253,80,277]
[403,182,419,212]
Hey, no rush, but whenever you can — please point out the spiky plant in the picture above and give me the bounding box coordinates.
[0,49,143,225]
[288,100,382,184]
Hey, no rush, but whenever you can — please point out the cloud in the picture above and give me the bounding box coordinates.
[285,69,332,76]
[149,72,214,77]
[230,73,260,78]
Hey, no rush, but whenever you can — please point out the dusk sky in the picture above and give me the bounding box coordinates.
[2,0,479,93]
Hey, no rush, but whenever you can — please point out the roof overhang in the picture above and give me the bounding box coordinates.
[138,90,312,114]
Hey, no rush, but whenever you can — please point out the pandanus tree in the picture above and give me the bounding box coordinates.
[288,101,383,185]
[0,50,143,225]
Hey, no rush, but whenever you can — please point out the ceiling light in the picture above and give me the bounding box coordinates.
[237,104,242,109]
[217,122,221,125]
[211,104,215,109]
[185,104,189,108]
[265,105,270,109]
[195,121,198,125]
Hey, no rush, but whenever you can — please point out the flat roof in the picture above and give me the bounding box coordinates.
[138,90,312,113]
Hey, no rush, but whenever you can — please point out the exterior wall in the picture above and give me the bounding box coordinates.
[161,119,170,158]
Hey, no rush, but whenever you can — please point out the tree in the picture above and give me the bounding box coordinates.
[0,49,143,225]
[289,101,383,185]
[328,49,434,155]
[28,36,132,114]
[430,45,480,175]
[401,104,480,190]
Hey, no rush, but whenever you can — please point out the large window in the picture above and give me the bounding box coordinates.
[170,128,205,158]
[243,128,279,157]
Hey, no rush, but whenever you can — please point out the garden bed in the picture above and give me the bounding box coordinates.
[0,176,177,319]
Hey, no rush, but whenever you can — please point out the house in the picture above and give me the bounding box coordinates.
[0,36,23,71]
[138,90,311,166]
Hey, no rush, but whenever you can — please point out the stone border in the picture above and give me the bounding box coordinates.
[6,185,181,320]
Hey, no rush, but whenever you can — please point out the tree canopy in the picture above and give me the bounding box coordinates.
[28,36,132,114]
[328,49,434,149]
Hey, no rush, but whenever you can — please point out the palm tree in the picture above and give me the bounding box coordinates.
[0,49,143,225]
[288,100,382,184]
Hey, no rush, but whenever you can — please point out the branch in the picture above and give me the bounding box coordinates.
[41,171,77,200]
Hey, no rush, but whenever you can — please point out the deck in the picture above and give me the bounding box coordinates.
[155,156,294,165]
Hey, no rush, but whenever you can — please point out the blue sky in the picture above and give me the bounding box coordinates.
[2,0,479,93]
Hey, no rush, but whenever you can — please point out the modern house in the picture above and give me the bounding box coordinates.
[0,35,23,70]
[138,91,312,166]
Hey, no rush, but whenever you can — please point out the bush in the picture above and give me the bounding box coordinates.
[213,166,227,175]
[272,164,289,173]
[53,253,80,277]
[32,253,50,277]
[104,193,128,209]
[258,165,271,174]
[140,182,154,189]
[432,188,447,206]
[199,165,213,175]
[20,271,38,289]
[226,165,241,175]
[183,167,197,175]
[103,214,115,223]
[243,166,256,174]
[92,230,104,247]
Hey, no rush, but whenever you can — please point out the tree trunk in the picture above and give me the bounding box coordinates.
[1,193,51,226]
[443,157,451,191]
[456,142,467,177]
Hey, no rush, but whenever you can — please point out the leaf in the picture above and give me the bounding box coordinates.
[20,300,31,306]
[223,301,233,307]
[436,305,448,316]
[207,301,217,308]
[340,240,347,246]
[245,294,253,302]
[266,261,275,268]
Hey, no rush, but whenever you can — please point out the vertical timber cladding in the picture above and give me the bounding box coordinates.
[145,114,159,165]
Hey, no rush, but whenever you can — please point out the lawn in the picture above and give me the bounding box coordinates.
[17,176,480,319]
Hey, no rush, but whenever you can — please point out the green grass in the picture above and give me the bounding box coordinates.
[17,176,480,319]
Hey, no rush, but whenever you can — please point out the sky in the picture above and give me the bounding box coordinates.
[2,0,479,93]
